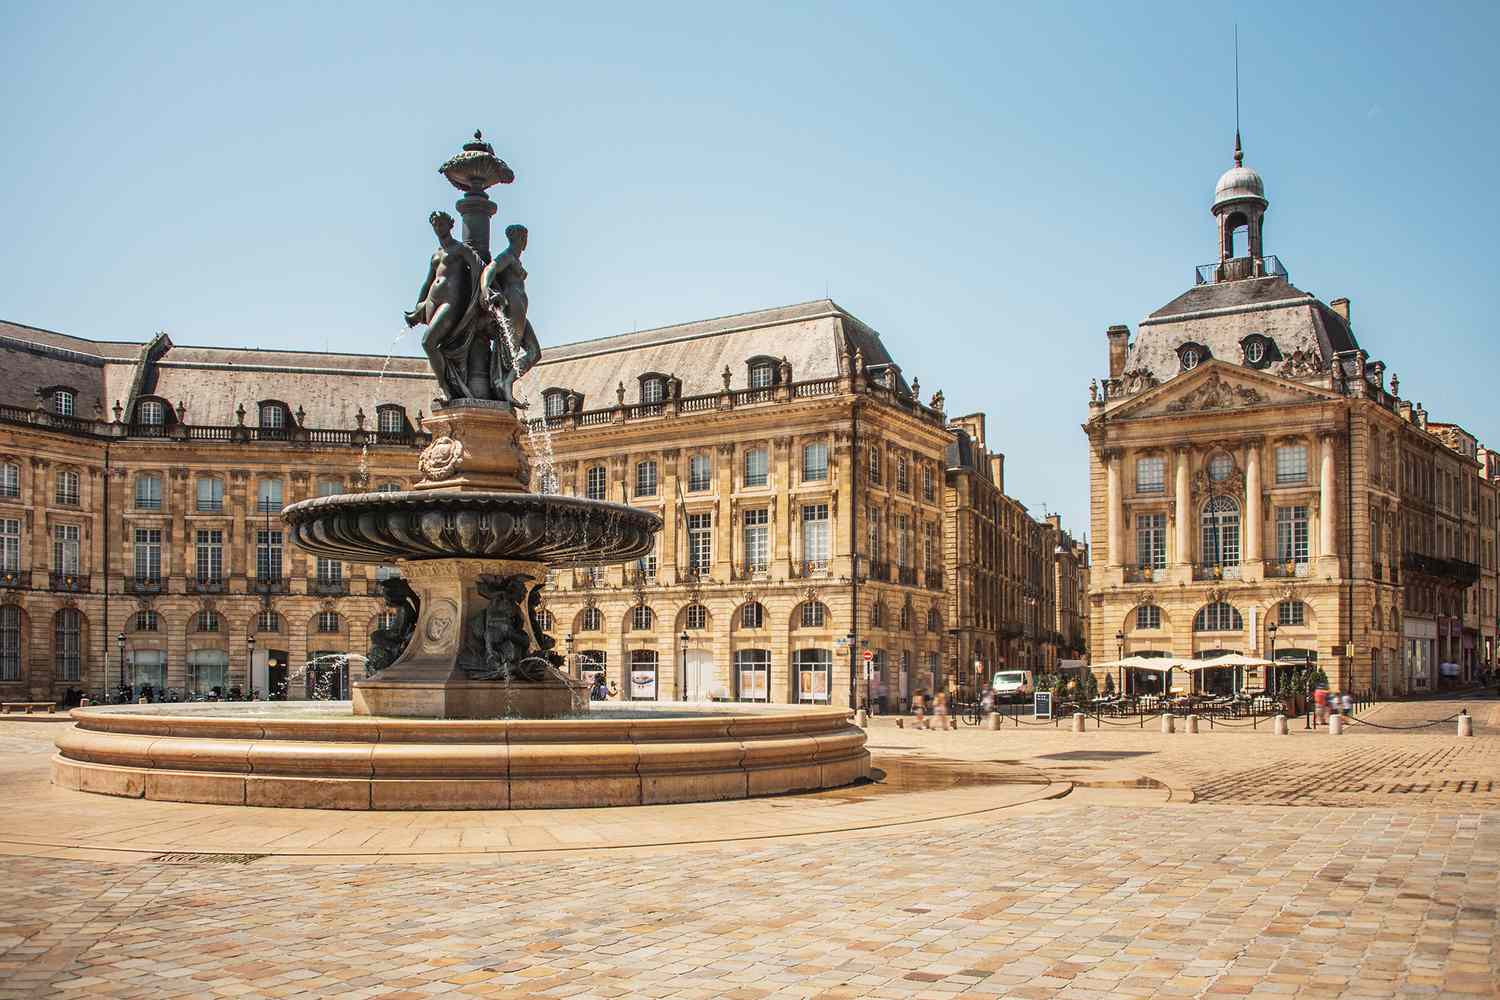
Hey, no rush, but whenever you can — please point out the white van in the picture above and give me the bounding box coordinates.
[991,669,1034,702]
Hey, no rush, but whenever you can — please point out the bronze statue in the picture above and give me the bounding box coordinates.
[406,211,486,401]
[460,574,551,681]
[481,224,542,403]
[366,577,420,676]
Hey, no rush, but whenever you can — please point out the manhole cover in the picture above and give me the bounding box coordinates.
[150,852,266,865]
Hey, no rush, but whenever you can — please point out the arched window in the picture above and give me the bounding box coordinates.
[585,465,607,501]
[1200,496,1240,566]
[0,461,18,499]
[1194,602,1243,632]
[543,391,566,418]
[256,610,281,633]
[54,608,81,680]
[193,609,220,633]
[748,358,777,389]
[799,601,828,628]
[740,602,765,629]
[0,606,21,680]
[580,606,602,631]
[1276,600,1306,627]
[317,611,341,634]
[53,389,75,416]
[537,609,555,633]
[630,605,654,631]
[1135,605,1162,629]
[138,399,166,425]
[259,403,285,429]
[131,610,159,632]
[683,603,707,630]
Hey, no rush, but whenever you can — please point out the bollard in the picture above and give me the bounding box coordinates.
[1072,712,1086,733]
[1273,714,1288,736]
[79,696,91,708]
[1185,715,1200,734]
[949,716,958,731]
[986,712,1000,731]
[1458,710,1473,738]
[1329,714,1343,736]
[1160,714,1174,734]
[854,709,868,728]
[137,695,148,705]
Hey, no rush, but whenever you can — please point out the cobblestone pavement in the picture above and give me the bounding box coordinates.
[0,705,1495,998]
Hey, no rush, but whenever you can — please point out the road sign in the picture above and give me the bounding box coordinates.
[861,650,874,663]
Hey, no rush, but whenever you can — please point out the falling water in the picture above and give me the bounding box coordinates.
[489,305,559,493]
[290,652,368,700]
[357,328,420,490]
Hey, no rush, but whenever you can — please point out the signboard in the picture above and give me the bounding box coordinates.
[861,649,874,663]
[1033,691,1052,720]
[630,669,657,700]
[798,668,829,702]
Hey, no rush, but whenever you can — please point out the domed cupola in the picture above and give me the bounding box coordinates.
[1210,132,1270,281]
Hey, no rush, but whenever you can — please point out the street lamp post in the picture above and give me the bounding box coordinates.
[1115,630,1125,696]
[679,630,690,702]
[1267,622,1279,695]
[564,633,575,676]
[245,634,256,701]
[116,631,126,701]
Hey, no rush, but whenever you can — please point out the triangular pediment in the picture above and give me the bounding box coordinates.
[1104,360,1341,420]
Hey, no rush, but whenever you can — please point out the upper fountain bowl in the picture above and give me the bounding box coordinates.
[282,491,660,565]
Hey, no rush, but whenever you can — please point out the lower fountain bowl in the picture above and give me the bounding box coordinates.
[281,491,661,565]
[52,702,870,810]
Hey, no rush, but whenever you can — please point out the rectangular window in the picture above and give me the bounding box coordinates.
[743,509,768,573]
[135,474,162,511]
[735,649,770,702]
[378,408,405,433]
[802,442,829,482]
[1275,505,1309,563]
[896,457,910,493]
[256,529,283,581]
[316,557,342,583]
[1136,605,1161,629]
[257,478,283,513]
[687,512,713,573]
[744,448,768,488]
[0,608,19,680]
[896,514,911,567]
[749,363,774,389]
[802,503,829,566]
[196,477,223,512]
[688,454,711,492]
[54,612,80,681]
[56,470,80,506]
[866,507,882,562]
[317,480,343,497]
[53,525,80,574]
[1136,513,1166,569]
[867,447,881,484]
[543,393,564,418]
[133,528,162,580]
[195,529,223,582]
[1136,456,1165,494]
[634,461,658,498]
[1278,601,1305,626]
[629,649,658,701]
[54,390,74,416]
[922,466,935,502]
[0,519,19,574]
[585,466,607,501]
[795,649,831,703]
[0,463,17,498]
[641,378,664,404]
[1275,445,1308,485]
[635,544,657,582]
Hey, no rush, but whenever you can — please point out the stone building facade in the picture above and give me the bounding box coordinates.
[513,301,952,710]
[1046,514,1089,664]
[1086,139,1495,695]
[0,322,435,702]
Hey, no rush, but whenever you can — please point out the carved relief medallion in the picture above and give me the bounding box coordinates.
[418,436,465,481]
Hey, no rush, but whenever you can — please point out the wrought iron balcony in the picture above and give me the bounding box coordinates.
[925,569,945,590]
[188,577,226,594]
[1402,552,1480,586]
[49,573,90,593]
[1264,560,1310,579]
[252,576,290,595]
[800,559,829,578]
[867,560,891,583]
[309,578,349,596]
[1194,254,1288,286]
[124,576,164,595]
[1192,563,1242,581]
[897,566,917,586]
[1124,565,1163,583]
[0,570,29,590]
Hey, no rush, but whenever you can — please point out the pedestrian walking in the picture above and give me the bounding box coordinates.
[933,690,950,730]
[1313,686,1329,726]
[1340,691,1353,717]
[912,690,928,730]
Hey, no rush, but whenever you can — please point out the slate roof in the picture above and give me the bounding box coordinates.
[1124,275,1361,385]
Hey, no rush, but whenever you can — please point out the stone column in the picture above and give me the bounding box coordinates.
[1105,450,1123,567]
[1174,448,1192,566]
[1319,434,1336,558]
[1244,441,1262,567]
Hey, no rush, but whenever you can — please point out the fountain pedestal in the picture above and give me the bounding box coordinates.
[414,402,531,492]
[353,558,579,719]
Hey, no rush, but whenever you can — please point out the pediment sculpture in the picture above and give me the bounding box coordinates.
[1164,372,1264,413]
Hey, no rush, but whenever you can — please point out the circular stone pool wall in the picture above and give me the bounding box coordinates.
[52,703,869,810]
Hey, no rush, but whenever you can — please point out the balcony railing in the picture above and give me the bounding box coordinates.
[925,569,945,591]
[1264,560,1310,579]
[897,566,917,586]
[868,560,890,582]
[50,573,90,593]
[188,577,226,594]
[252,576,291,595]
[1194,254,1288,286]
[800,559,828,578]
[0,570,30,590]
[1193,563,1242,581]
[310,578,349,596]
[1124,565,1163,583]
[1402,552,1481,586]
[125,576,164,595]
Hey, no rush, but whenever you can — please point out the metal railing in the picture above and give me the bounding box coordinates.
[1194,254,1288,285]
[49,573,90,593]
[0,571,30,590]
[1193,562,1241,581]
[1264,560,1310,579]
[124,576,163,595]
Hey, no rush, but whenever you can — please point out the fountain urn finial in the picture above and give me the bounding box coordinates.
[438,130,514,262]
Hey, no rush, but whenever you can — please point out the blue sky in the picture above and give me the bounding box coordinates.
[3,2,1497,536]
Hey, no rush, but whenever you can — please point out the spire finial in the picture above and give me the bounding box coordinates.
[1234,130,1243,167]
[1233,24,1243,166]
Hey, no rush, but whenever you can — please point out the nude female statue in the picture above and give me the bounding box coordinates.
[406,211,485,401]
[481,224,542,402]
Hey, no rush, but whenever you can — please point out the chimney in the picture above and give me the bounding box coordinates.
[1398,400,1414,423]
[1106,325,1130,379]
[1415,403,1428,428]
[988,453,1005,494]
[1330,297,1351,325]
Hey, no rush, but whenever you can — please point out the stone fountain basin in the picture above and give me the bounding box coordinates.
[52,702,869,811]
[281,491,660,564]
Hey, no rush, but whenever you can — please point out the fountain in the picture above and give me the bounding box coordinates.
[51,133,869,809]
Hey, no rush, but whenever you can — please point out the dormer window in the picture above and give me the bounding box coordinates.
[636,372,670,405]
[1177,342,1210,372]
[138,400,165,425]
[544,393,565,418]
[259,403,285,429]
[746,356,780,390]
[53,389,75,416]
[1239,333,1277,370]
